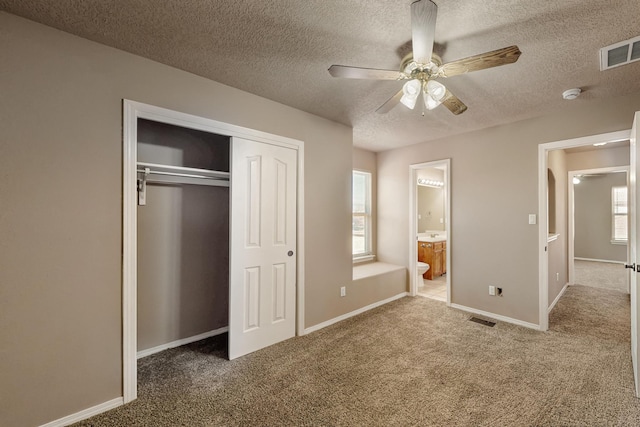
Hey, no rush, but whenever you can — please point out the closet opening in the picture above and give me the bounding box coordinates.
[123,100,305,403]
[136,118,231,361]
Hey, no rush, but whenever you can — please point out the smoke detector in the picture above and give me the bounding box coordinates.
[562,88,582,100]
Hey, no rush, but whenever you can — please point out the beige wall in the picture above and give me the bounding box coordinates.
[547,150,568,306]
[0,13,354,426]
[353,147,377,256]
[377,91,640,325]
[138,184,230,350]
[574,173,628,262]
[566,146,630,172]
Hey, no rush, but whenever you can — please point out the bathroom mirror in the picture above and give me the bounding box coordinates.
[417,173,445,232]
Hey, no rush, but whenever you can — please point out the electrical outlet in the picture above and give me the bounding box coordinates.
[489,286,496,296]
[497,287,503,297]
[340,286,346,297]
[556,272,560,282]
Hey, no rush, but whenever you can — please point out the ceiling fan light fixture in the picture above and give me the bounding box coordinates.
[426,80,446,101]
[403,60,419,74]
[327,0,521,116]
[423,80,445,110]
[424,93,441,110]
[400,79,421,109]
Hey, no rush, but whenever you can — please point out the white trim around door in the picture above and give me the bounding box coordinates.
[122,100,305,403]
[538,129,630,331]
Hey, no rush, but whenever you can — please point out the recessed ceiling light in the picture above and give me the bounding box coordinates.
[562,88,582,100]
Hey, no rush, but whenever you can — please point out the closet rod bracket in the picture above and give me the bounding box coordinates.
[137,167,150,206]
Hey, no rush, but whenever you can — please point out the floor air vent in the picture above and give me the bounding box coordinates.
[469,317,496,327]
[600,35,640,71]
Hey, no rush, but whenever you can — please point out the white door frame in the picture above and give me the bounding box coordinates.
[538,130,630,331]
[122,100,305,403]
[568,166,630,287]
[408,159,451,304]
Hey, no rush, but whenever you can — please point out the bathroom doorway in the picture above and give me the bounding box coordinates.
[409,159,451,304]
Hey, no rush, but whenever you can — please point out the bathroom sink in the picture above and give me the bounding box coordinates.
[417,231,447,242]
[417,236,446,242]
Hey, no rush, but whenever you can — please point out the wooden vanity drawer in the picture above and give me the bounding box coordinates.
[417,240,446,280]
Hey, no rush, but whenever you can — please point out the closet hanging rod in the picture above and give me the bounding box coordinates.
[136,169,226,180]
[136,161,229,180]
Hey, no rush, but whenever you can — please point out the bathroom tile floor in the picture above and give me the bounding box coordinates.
[417,275,447,301]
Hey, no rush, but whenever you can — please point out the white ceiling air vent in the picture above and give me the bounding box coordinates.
[600,35,640,71]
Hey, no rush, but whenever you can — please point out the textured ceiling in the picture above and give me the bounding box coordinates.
[2,0,640,151]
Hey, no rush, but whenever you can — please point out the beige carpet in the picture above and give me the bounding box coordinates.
[76,285,640,426]
[574,259,628,293]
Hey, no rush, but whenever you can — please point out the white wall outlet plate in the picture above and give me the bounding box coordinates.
[489,285,496,296]
[340,286,346,297]
[528,214,536,225]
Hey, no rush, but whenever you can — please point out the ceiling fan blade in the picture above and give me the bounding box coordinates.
[376,89,404,114]
[439,45,522,77]
[411,0,438,65]
[441,89,467,115]
[328,65,402,80]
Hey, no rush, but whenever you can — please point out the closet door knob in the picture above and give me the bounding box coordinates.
[288,251,294,257]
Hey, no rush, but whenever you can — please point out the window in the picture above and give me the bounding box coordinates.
[352,170,372,258]
[612,186,628,242]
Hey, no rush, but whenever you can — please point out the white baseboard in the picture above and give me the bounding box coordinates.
[574,257,625,264]
[137,326,229,359]
[450,303,539,330]
[39,397,123,427]
[303,292,408,335]
[548,283,569,314]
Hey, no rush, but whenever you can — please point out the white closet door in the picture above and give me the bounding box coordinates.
[630,112,639,397]
[229,137,297,359]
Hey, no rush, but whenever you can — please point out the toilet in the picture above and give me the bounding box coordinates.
[417,262,430,283]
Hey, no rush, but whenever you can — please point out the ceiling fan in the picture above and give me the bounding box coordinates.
[328,0,521,115]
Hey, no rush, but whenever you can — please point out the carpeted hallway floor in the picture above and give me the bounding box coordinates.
[76,285,640,426]
[574,259,627,293]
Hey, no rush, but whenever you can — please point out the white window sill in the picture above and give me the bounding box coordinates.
[611,240,628,245]
[353,254,376,264]
[547,233,559,243]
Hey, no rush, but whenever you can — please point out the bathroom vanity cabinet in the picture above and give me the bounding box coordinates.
[418,240,446,280]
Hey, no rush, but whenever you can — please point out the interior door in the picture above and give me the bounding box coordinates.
[630,112,639,396]
[229,137,297,360]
